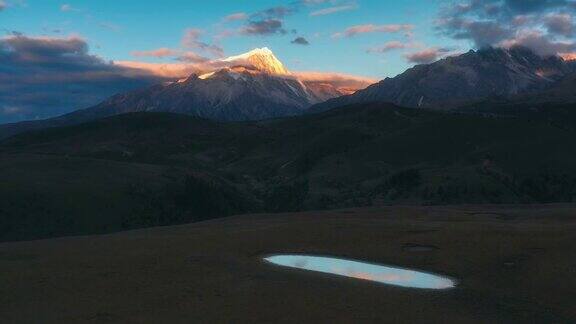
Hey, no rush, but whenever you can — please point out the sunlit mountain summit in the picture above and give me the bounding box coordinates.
[69,47,353,122]
[221,47,290,75]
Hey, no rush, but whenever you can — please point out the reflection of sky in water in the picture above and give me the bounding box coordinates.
[265,255,456,289]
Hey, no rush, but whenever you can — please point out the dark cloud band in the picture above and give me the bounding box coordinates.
[0,35,163,123]
[437,0,576,56]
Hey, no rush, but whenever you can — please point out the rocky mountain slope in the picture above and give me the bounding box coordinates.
[311,47,576,113]
[0,48,358,139]
[71,48,351,122]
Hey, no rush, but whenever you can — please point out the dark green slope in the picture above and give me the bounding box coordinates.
[2,103,576,241]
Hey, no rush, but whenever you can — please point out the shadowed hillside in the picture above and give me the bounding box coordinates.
[3,103,576,241]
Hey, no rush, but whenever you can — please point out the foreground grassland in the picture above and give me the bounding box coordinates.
[1,205,575,323]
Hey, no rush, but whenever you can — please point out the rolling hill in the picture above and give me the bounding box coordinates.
[3,102,576,241]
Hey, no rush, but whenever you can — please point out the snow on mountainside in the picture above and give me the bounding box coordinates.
[222,47,290,75]
[74,48,351,121]
[310,47,576,113]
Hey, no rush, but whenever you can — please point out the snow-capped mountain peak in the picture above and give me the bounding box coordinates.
[221,47,289,75]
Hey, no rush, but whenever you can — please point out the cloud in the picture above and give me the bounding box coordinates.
[560,52,576,60]
[301,0,332,4]
[367,41,416,53]
[99,22,121,31]
[131,48,181,58]
[254,6,294,19]
[499,30,576,56]
[0,105,23,115]
[175,51,211,63]
[239,2,353,37]
[545,13,574,36]
[333,24,413,38]
[404,47,452,64]
[504,0,573,13]
[239,5,300,36]
[224,12,248,22]
[291,37,310,45]
[0,35,164,123]
[293,71,376,92]
[310,5,357,16]
[181,28,224,57]
[441,19,512,47]
[240,19,286,35]
[436,0,576,56]
[60,4,78,12]
[131,47,212,64]
[114,61,200,78]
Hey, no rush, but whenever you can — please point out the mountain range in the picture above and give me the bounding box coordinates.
[0,48,350,139]
[310,47,576,113]
[83,48,349,122]
[1,46,575,141]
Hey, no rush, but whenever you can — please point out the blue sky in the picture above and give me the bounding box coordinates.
[0,0,453,78]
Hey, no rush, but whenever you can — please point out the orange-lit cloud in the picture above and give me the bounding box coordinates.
[310,5,357,17]
[333,24,413,38]
[560,53,576,61]
[224,12,248,22]
[114,61,201,78]
[131,48,180,58]
[293,71,376,92]
[115,59,376,92]
[404,47,453,64]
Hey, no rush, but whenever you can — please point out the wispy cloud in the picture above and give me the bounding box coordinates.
[240,19,286,36]
[223,12,248,22]
[60,4,79,12]
[98,22,121,31]
[239,5,296,36]
[404,47,452,64]
[181,28,224,57]
[333,24,413,38]
[293,71,376,93]
[310,4,357,17]
[131,48,180,58]
[367,41,416,53]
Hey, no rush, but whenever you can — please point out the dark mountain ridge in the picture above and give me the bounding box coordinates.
[310,47,576,114]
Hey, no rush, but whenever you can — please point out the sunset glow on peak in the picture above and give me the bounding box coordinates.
[222,47,290,75]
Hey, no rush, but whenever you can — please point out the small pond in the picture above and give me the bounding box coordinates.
[264,255,456,289]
